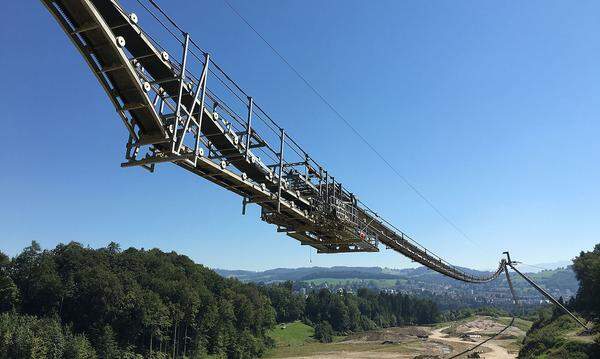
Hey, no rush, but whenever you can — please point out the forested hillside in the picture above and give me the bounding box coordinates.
[519,244,600,358]
[0,242,276,358]
[0,242,440,358]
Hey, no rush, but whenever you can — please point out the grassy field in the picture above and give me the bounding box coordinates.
[267,321,315,348]
[519,314,598,358]
[264,321,333,358]
[264,321,422,358]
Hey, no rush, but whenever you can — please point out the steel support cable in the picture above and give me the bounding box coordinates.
[139,0,254,111]
[208,59,250,99]
[208,69,247,108]
[142,0,254,100]
[255,111,287,136]
[253,104,283,133]
[113,1,171,56]
[135,0,185,47]
[207,80,244,124]
[220,0,488,251]
[518,262,552,272]
[508,262,589,331]
[206,93,245,130]
[144,0,185,36]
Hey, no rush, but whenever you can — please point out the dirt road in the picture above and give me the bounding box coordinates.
[429,326,515,359]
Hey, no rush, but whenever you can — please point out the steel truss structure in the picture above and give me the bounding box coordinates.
[41,0,506,283]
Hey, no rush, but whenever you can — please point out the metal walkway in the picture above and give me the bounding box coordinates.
[42,0,505,283]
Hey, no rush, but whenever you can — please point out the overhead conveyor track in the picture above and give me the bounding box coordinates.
[41,0,508,283]
[41,0,590,297]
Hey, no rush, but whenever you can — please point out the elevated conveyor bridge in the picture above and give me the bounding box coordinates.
[41,0,519,284]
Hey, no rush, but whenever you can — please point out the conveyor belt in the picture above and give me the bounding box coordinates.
[41,0,506,283]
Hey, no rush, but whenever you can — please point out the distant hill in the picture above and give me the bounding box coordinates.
[521,261,572,272]
[215,265,572,285]
[216,266,392,282]
[215,265,578,309]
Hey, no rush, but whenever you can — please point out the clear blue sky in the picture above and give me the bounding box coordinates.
[1,0,599,271]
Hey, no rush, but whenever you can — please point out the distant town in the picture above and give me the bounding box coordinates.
[217,265,577,310]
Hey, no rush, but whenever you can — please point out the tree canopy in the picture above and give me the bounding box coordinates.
[572,243,600,318]
[1,242,276,358]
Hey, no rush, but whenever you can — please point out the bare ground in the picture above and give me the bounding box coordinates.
[429,325,516,359]
[273,316,525,359]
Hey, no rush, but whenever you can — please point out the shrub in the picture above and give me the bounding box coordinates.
[314,321,333,343]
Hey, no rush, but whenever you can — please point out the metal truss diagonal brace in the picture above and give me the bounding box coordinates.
[172,33,190,152]
[175,52,210,155]
[245,97,253,161]
[277,128,285,213]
